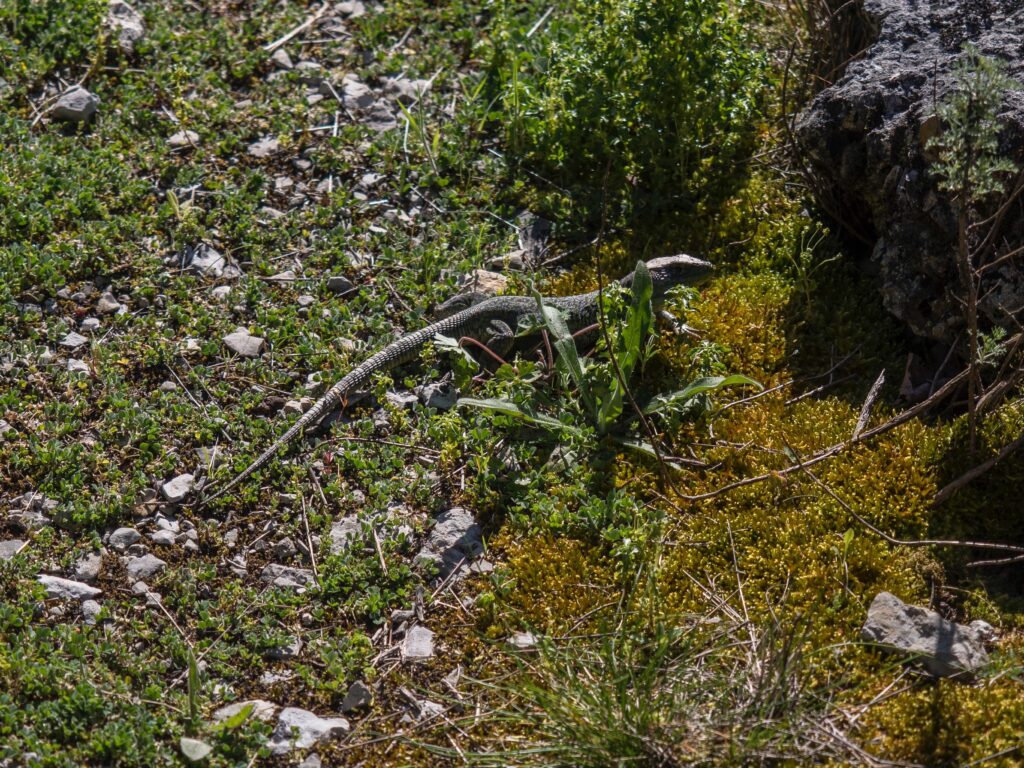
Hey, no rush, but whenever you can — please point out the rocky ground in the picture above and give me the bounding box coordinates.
[3,1,1024,766]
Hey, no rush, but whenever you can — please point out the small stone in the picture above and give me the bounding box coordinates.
[270,48,293,69]
[0,540,26,560]
[417,381,458,411]
[185,243,241,279]
[326,275,354,295]
[81,599,102,625]
[180,737,213,763]
[402,625,435,660]
[210,285,232,302]
[267,635,303,660]
[341,75,374,109]
[224,529,240,548]
[167,130,199,149]
[458,269,508,296]
[213,699,278,723]
[161,473,195,502]
[60,331,88,349]
[259,206,285,220]
[293,60,324,84]
[508,631,537,649]
[248,136,280,158]
[150,529,177,546]
[73,552,102,582]
[159,380,178,392]
[329,516,362,554]
[337,1,366,17]
[53,86,99,122]
[297,294,316,308]
[79,317,101,332]
[340,680,373,713]
[416,507,484,580]
[96,290,122,313]
[268,708,349,755]
[39,575,102,601]
[363,101,397,132]
[67,358,90,375]
[261,563,316,591]
[107,0,145,53]
[126,553,167,580]
[272,537,297,560]
[108,527,142,553]
[223,328,265,358]
[384,76,432,104]
[298,755,322,768]
[131,580,150,595]
[861,592,989,678]
[182,539,200,554]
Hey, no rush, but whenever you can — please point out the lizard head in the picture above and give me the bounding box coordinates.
[633,254,714,300]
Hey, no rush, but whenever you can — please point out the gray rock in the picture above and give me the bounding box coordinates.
[81,599,102,625]
[223,328,265,358]
[0,540,25,560]
[796,0,1024,344]
[861,591,989,678]
[341,75,375,109]
[150,529,177,546]
[183,243,242,279]
[74,552,102,582]
[248,136,280,158]
[267,707,349,755]
[159,380,178,392]
[363,101,397,132]
[39,575,102,601]
[298,754,322,768]
[107,0,145,53]
[212,699,278,723]
[126,553,167,580]
[67,358,90,375]
[329,516,362,554]
[270,48,293,69]
[402,625,435,660]
[53,86,99,122]
[179,737,212,763]
[261,563,316,591]
[272,537,297,560]
[416,507,484,580]
[60,331,88,349]
[293,60,324,85]
[108,527,141,553]
[508,631,537,649]
[79,317,101,332]
[340,680,373,712]
[384,76,432,104]
[417,381,458,411]
[267,635,303,660]
[167,130,199,149]
[161,473,195,502]
[96,292,122,314]
[326,275,354,294]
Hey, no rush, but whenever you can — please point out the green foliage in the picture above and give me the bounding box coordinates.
[488,0,766,222]
[928,45,1020,201]
[0,0,106,84]
[460,261,758,466]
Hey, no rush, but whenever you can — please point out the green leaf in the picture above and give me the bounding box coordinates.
[458,397,585,437]
[643,374,761,415]
[212,702,254,732]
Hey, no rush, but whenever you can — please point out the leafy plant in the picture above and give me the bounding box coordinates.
[488,0,766,222]
[460,261,759,464]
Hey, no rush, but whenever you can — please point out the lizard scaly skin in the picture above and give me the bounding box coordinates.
[204,254,712,502]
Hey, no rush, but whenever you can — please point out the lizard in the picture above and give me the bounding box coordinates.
[203,254,713,502]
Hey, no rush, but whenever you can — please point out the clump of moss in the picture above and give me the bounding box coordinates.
[493,536,617,635]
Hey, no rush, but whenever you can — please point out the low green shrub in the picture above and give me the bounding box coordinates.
[487,0,766,224]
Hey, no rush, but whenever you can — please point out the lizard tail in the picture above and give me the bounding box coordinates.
[202,383,346,504]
